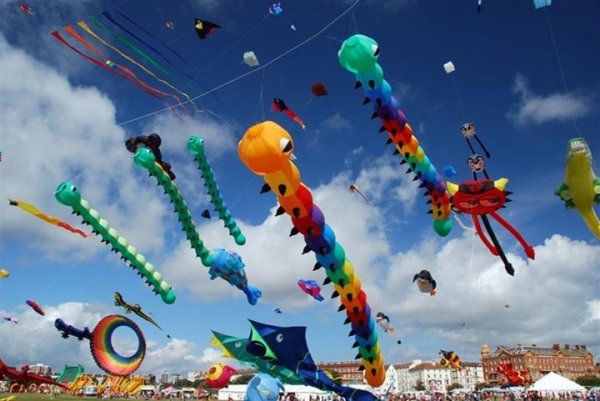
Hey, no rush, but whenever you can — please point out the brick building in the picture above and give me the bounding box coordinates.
[317,361,364,384]
[481,343,598,384]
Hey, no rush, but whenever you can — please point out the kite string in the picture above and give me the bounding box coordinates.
[117,0,361,126]
[461,226,477,359]
[542,7,582,136]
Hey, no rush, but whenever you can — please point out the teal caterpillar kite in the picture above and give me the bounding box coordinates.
[133,140,261,305]
[238,121,384,387]
[187,136,246,246]
[338,34,452,237]
[55,182,176,304]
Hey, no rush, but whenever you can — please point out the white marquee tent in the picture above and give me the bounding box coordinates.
[529,372,586,392]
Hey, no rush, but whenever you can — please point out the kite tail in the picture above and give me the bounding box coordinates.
[338,34,452,237]
[187,136,246,246]
[54,181,176,304]
[238,121,385,387]
[133,147,213,266]
[575,206,600,239]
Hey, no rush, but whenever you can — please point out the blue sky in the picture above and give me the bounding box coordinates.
[0,0,599,379]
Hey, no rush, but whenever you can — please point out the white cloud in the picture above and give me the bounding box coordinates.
[508,74,592,125]
[321,113,352,132]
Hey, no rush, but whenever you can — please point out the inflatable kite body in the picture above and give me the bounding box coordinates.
[554,138,600,239]
[311,83,328,97]
[211,330,304,384]
[0,269,8,278]
[238,121,384,386]
[297,279,324,301]
[114,292,162,330]
[245,320,378,401]
[413,270,437,296]
[26,300,45,316]
[338,34,452,237]
[244,51,260,67]
[447,178,535,276]
[19,2,33,16]
[439,350,463,370]
[375,312,395,332]
[55,182,176,304]
[0,358,67,388]
[165,21,174,30]
[132,138,259,305]
[245,374,285,401]
[204,363,237,388]
[126,133,175,180]
[497,363,531,386]
[272,98,306,130]
[55,315,145,376]
[533,0,551,9]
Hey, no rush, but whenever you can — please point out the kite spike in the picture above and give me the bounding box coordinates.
[344,317,351,325]
[331,290,339,298]
[426,200,432,204]
[302,245,311,254]
[418,182,426,188]
[506,198,512,202]
[505,191,513,196]
[275,206,286,216]
[379,126,386,133]
[323,277,332,285]
[348,330,355,337]
[354,353,361,360]
[260,183,271,194]
[368,80,375,89]
[399,159,407,165]
[413,176,420,181]
[289,227,299,237]
[354,81,362,89]
[338,304,346,312]
[386,138,393,145]
[362,97,371,105]
[358,365,365,371]
[427,210,433,214]
[352,341,359,348]
[393,149,400,155]
[370,112,378,120]
[406,168,413,174]
[313,262,322,271]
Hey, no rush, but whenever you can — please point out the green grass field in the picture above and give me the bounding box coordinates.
[1,393,133,401]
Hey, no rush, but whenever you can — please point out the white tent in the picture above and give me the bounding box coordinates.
[529,372,585,392]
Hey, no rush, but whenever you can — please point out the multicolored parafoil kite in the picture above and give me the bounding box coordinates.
[555,138,600,239]
[297,279,324,302]
[238,121,384,387]
[9,199,89,238]
[19,2,33,16]
[338,34,452,237]
[533,0,551,9]
[26,300,45,316]
[268,3,283,15]
[204,363,238,388]
[497,363,532,386]
[195,18,220,39]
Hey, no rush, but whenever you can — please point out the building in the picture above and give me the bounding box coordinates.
[408,361,454,392]
[187,371,203,382]
[481,343,598,384]
[27,363,52,376]
[450,362,483,391]
[160,371,169,384]
[317,361,364,384]
[170,373,182,384]
[390,360,483,392]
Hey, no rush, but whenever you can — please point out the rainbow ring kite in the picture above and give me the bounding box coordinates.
[90,315,146,376]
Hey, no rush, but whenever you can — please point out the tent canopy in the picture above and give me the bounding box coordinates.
[529,372,585,392]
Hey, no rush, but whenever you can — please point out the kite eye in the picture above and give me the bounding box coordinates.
[276,333,284,343]
[372,45,380,57]
[234,341,242,348]
[279,138,293,155]
[71,186,78,192]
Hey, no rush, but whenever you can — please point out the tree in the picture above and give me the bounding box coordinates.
[475,382,495,391]
[174,379,193,387]
[415,380,426,391]
[575,375,600,387]
[231,374,254,385]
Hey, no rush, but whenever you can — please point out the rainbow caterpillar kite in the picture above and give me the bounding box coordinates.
[338,34,452,237]
[238,121,384,387]
[188,136,246,246]
[133,140,261,305]
[54,182,176,304]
